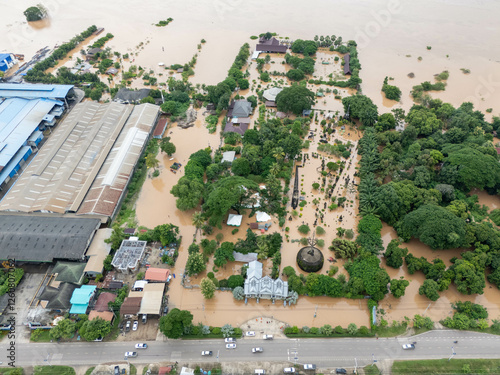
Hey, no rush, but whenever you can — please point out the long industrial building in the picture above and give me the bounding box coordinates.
[0,101,159,220]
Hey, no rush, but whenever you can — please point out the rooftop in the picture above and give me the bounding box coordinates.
[0,215,100,262]
[0,102,159,218]
[39,282,77,310]
[0,83,74,100]
[114,88,151,103]
[144,267,170,282]
[224,121,249,136]
[111,239,147,272]
[344,54,352,75]
[53,261,86,284]
[263,87,283,102]
[227,100,252,118]
[84,228,112,275]
[88,310,114,322]
[139,282,165,315]
[94,292,116,312]
[120,296,142,315]
[221,151,236,164]
[0,97,62,180]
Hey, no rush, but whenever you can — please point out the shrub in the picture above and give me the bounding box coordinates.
[334,325,344,334]
[312,182,320,190]
[231,228,239,235]
[316,226,325,235]
[310,327,319,334]
[347,323,358,335]
[359,326,370,335]
[302,326,310,333]
[298,224,310,234]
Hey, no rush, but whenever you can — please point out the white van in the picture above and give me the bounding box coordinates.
[255,370,266,375]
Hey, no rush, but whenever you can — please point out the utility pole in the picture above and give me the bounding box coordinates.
[354,357,358,374]
[314,305,318,318]
[448,346,456,361]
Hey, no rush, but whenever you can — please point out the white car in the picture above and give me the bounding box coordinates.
[224,337,236,343]
[124,351,137,358]
[252,347,263,353]
[226,343,237,349]
[263,334,273,340]
[283,368,296,374]
[402,344,415,350]
[201,351,213,356]
[132,321,138,331]
[303,364,316,370]
[135,343,148,349]
[245,331,256,337]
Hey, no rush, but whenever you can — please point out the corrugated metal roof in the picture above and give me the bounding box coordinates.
[0,102,159,218]
[0,97,61,170]
[145,267,169,282]
[0,83,74,99]
[84,228,112,274]
[139,283,165,315]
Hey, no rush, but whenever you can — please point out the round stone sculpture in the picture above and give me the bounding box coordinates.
[296,245,324,273]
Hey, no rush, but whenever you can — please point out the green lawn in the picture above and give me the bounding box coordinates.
[84,367,95,375]
[33,366,75,375]
[392,359,500,374]
[30,329,52,342]
[363,365,381,374]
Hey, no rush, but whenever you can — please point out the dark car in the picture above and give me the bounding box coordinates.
[335,369,347,374]
[114,366,120,375]
[163,306,169,315]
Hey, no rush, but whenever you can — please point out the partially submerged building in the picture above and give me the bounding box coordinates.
[244,260,288,302]
[0,101,160,221]
[227,100,252,118]
[256,37,287,54]
[343,54,352,75]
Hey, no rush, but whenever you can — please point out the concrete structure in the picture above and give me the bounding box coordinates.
[0,215,100,262]
[263,87,283,102]
[0,54,15,73]
[84,228,112,277]
[69,285,96,314]
[0,97,64,188]
[0,102,160,219]
[133,280,147,291]
[139,283,165,315]
[224,117,250,136]
[114,88,150,104]
[244,261,288,302]
[144,267,170,282]
[221,151,236,164]
[153,118,168,139]
[111,238,147,273]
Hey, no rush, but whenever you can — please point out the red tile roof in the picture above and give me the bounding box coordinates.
[145,267,170,282]
[94,292,116,312]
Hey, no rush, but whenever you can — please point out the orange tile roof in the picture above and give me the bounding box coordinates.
[145,267,170,282]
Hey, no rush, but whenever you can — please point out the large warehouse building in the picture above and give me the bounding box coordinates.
[0,101,159,220]
[0,84,75,190]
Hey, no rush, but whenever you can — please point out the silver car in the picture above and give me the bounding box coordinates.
[226,343,236,349]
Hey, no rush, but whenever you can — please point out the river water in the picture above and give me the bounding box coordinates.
[3,0,500,327]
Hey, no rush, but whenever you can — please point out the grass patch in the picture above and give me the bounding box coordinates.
[84,368,95,375]
[30,329,51,342]
[363,365,381,375]
[0,369,26,375]
[130,364,137,375]
[34,366,76,375]
[372,324,408,338]
[285,332,374,338]
[182,332,242,340]
[392,359,500,374]
[107,316,121,341]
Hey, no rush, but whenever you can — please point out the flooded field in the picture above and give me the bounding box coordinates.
[2,0,500,328]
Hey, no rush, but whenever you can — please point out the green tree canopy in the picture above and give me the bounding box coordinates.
[24,5,47,21]
[185,252,206,276]
[276,85,315,115]
[200,277,216,299]
[384,239,409,268]
[170,176,204,211]
[159,308,194,339]
[390,277,410,298]
[79,317,112,341]
[396,204,467,249]
[342,95,378,120]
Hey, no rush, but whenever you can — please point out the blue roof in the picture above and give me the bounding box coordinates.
[0,54,11,60]
[0,83,73,100]
[70,285,96,306]
[0,98,62,179]
[69,304,89,314]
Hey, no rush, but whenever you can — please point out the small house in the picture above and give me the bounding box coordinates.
[227,100,252,118]
[0,54,15,72]
[69,285,96,315]
[221,151,236,164]
[256,37,287,53]
[343,54,352,75]
[144,267,170,283]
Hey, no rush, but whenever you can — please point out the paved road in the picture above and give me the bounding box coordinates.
[5,330,500,368]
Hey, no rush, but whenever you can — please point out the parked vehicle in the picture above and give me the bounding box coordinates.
[114,366,120,375]
[224,337,236,343]
[284,368,296,374]
[245,331,256,337]
[335,369,347,374]
[226,343,236,349]
[132,321,139,331]
[135,343,148,349]
[255,370,266,374]
[201,351,213,356]
[263,334,273,340]
[252,347,263,353]
[304,364,316,370]
[125,321,131,332]
[142,314,147,324]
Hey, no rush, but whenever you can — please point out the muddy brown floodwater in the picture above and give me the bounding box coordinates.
[380,223,500,323]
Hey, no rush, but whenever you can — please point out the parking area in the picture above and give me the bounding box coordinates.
[115,316,160,342]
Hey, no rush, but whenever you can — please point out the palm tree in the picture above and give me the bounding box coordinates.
[360,109,378,127]
[269,163,281,177]
[272,147,285,164]
[145,153,159,171]
[192,211,205,239]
